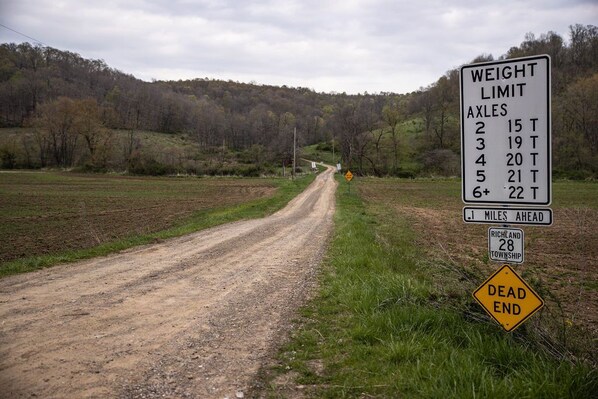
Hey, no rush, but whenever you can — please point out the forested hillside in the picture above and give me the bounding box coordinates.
[0,24,596,177]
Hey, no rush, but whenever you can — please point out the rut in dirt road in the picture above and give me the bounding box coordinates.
[0,166,338,399]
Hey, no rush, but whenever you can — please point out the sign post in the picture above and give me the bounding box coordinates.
[344,170,353,193]
[460,55,552,331]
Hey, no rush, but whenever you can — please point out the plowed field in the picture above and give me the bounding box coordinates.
[0,172,277,263]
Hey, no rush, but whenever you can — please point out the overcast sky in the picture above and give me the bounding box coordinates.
[1,0,597,94]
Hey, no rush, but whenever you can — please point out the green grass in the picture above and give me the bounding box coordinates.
[264,176,597,398]
[552,180,598,208]
[0,172,315,277]
[302,144,340,167]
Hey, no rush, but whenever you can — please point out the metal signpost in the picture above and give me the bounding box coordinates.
[460,55,552,332]
[345,170,353,193]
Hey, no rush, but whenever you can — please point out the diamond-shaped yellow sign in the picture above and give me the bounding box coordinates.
[345,170,353,182]
[473,264,544,332]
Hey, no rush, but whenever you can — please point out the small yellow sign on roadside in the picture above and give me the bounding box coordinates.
[344,170,353,182]
[473,264,544,332]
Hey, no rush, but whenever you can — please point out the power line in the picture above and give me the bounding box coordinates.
[0,23,48,46]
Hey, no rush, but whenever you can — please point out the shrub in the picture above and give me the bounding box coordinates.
[420,149,460,176]
[0,146,17,169]
[396,169,416,179]
[128,159,176,176]
[316,141,333,151]
[553,168,595,180]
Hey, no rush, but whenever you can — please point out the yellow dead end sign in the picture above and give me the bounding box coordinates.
[473,264,544,332]
[344,170,353,182]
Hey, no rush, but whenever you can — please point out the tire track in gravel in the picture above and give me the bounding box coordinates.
[0,166,337,399]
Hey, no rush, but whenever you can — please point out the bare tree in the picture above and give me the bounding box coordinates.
[76,98,111,166]
[382,101,402,172]
[33,97,80,167]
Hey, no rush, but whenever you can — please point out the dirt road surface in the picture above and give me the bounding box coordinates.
[0,167,337,398]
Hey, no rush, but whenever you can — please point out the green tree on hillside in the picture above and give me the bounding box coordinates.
[554,73,598,175]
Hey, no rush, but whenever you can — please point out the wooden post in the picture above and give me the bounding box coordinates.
[292,127,296,180]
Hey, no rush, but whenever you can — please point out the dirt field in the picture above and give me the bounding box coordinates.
[0,167,337,398]
[358,179,598,350]
[0,172,277,263]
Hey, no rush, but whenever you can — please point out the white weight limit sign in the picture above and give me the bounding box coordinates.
[461,55,551,206]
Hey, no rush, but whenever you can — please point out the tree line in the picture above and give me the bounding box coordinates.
[0,23,596,177]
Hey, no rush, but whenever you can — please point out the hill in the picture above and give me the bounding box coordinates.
[0,24,596,177]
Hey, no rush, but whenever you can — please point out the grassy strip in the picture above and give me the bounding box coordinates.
[0,174,315,278]
[266,178,597,398]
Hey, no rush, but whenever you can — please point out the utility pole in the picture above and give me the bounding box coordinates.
[332,137,335,168]
[292,127,296,180]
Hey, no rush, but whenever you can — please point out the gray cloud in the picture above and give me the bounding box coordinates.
[1,0,596,93]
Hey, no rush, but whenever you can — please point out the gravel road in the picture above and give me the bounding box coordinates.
[0,166,337,398]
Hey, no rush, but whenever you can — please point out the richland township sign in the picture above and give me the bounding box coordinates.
[488,227,524,264]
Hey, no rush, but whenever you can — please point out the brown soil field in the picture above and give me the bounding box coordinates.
[0,172,277,264]
[358,179,598,356]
